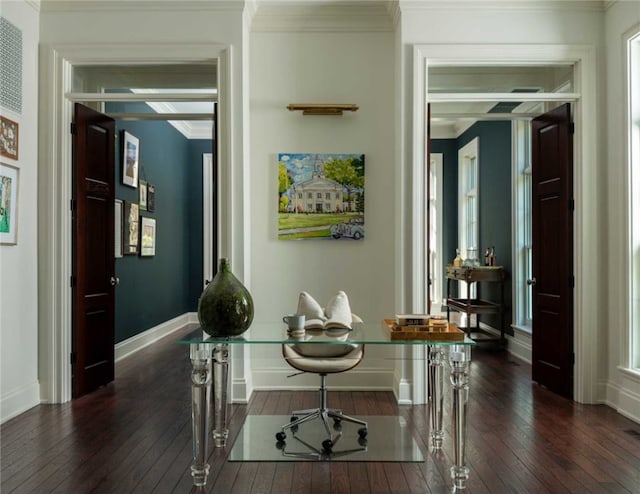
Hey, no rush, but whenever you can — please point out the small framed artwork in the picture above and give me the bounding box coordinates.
[139,180,147,210]
[0,162,19,245]
[114,199,123,258]
[140,216,156,257]
[0,116,19,160]
[147,184,156,212]
[121,130,139,188]
[123,201,139,255]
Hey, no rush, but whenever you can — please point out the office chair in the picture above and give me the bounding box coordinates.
[275,327,368,453]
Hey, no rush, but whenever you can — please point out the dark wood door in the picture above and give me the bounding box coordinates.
[531,103,573,398]
[72,103,116,398]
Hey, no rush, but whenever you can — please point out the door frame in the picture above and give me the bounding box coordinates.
[38,43,236,404]
[409,43,599,404]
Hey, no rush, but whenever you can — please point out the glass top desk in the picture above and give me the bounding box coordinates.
[177,322,475,490]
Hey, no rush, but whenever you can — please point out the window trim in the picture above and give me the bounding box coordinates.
[627,25,640,370]
[458,138,479,299]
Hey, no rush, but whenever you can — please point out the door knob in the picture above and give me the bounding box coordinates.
[526,278,536,286]
[110,276,120,286]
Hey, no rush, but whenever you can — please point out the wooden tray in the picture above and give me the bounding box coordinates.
[382,319,465,341]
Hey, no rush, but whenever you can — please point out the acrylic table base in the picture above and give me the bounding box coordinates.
[428,345,471,490]
[189,343,230,487]
[185,336,472,491]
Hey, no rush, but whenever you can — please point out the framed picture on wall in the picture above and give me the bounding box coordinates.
[140,216,156,257]
[0,116,19,161]
[121,130,139,188]
[147,184,155,212]
[123,201,139,254]
[114,199,123,258]
[0,162,19,245]
[139,179,147,210]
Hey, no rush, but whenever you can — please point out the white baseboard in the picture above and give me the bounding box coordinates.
[1,381,40,424]
[477,322,532,364]
[115,312,196,362]
[395,372,413,405]
[506,328,532,364]
[605,376,640,424]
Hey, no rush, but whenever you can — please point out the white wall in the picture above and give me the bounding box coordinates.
[249,29,397,390]
[0,0,40,422]
[605,0,640,423]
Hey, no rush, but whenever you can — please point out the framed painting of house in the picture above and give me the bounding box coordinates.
[277,153,365,240]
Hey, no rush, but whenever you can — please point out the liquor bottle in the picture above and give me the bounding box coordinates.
[453,249,463,267]
[489,246,496,266]
[484,247,490,266]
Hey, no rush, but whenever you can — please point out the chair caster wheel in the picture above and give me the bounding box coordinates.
[333,417,342,426]
[358,427,368,438]
[333,420,342,431]
[358,436,368,447]
[322,439,333,452]
[290,416,298,422]
[275,431,287,442]
[276,441,285,450]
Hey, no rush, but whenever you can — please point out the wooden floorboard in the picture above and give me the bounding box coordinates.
[2,326,640,493]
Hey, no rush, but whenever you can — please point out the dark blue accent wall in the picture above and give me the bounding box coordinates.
[108,100,209,343]
[434,120,512,333]
[430,138,458,302]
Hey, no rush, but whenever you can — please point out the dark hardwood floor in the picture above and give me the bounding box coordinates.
[2,326,639,493]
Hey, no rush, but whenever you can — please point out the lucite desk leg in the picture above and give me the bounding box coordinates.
[189,343,212,487]
[212,343,230,447]
[428,345,445,449]
[449,346,471,490]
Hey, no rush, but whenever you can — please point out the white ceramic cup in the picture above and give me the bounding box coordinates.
[282,313,305,331]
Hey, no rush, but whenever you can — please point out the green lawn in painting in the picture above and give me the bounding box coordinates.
[278,229,331,240]
[278,213,359,230]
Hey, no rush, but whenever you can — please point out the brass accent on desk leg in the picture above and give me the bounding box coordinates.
[212,343,230,447]
[189,344,211,486]
[449,347,471,490]
[428,345,445,449]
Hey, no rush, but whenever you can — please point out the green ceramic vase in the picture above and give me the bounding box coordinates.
[197,258,254,337]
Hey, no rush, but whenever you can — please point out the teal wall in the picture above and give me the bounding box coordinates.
[108,100,210,343]
[434,120,512,333]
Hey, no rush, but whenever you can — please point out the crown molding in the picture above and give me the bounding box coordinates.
[40,0,245,13]
[25,0,41,12]
[252,1,394,32]
[397,0,607,13]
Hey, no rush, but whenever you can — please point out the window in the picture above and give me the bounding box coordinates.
[307,192,312,199]
[429,154,444,309]
[512,120,534,332]
[458,138,479,298]
[629,28,640,369]
[317,192,322,199]
[325,192,331,199]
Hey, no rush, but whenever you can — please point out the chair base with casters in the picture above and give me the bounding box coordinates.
[275,340,368,453]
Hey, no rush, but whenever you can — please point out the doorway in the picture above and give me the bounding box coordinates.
[413,43,600,403]
[38,43,233,404]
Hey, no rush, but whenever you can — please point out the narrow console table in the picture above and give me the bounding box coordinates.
[177,322,475,490]
[445,265,506,344]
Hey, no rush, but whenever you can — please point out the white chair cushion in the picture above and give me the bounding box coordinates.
[283,344,364,373]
